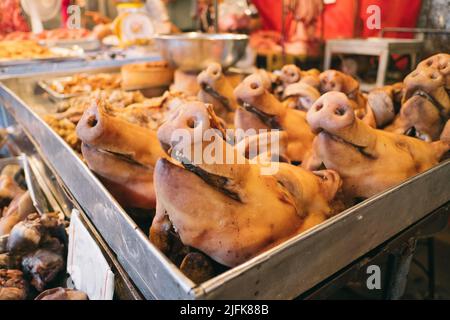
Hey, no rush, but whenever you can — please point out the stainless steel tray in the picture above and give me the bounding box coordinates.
[38,78,85,100]
[37,73,122,101]
[0,47,85,67]
[1,77,449,299]
[39,39,101,51]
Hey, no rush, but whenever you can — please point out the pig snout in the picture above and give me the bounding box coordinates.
[404,66,444,97]
[307,92,355,134]
[319,71,344,94]
[234,74,265,104]
[158,102,211,154]
[281,65,301,85]
[198,63,223,87]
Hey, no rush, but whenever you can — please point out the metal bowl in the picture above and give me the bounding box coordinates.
[154,32,249,72]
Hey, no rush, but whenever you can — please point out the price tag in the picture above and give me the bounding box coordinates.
[67,209,114,300]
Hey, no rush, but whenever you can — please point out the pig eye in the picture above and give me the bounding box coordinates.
[250,82,259,90]
[426,60,433,67]
[315,103,323,111]
[330,81,336,88]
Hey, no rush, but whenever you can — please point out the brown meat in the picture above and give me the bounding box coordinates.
[0,269,27,300]
[0,192,34,237]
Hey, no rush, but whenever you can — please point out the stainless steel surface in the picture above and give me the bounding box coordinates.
[0,52,161,80]
[154,32,248,72]
[39,39,102,51]
[37,79,84,100]
[0,47,85,67]
[1,73,449,299]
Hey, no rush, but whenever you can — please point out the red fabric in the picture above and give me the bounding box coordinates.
[251,0,293,33]
[251,0,422,40]
[359,0,422,38]
[318,0,357,39]
[0,0,30,37]
[61,0,72,27]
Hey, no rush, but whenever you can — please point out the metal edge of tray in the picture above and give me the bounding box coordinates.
[195,160,450,299]
[2,81,449,299]
[0,54,162,80]
[37,79,83,100]
[0,83,196,300]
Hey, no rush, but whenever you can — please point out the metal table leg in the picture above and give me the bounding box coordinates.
[384,238,417,300]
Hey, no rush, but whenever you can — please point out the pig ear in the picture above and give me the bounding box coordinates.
[344,75,360,95]
[312,170,342,202]
[361,104,377,128]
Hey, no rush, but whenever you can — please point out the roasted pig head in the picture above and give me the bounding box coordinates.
[283,82,321,111]
[304,92,450,201]
[367,83,403,128]
[386,54,450,141]
[319,70,371,125]
[234,73,315,162]
[151,101,342,268]
[280,65,320,89]
[197,63,238,124]
[76,99,166,209]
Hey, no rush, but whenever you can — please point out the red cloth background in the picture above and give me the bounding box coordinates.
[251,0,422,39]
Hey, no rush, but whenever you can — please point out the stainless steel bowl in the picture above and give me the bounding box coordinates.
[154,32,249,72]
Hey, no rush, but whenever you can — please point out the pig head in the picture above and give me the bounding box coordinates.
[304,92,449,201]
[386,54,450,141]
[76,99,166,209]
[151,101,342,267]
[234,73,315,162]
[197,63,238,124]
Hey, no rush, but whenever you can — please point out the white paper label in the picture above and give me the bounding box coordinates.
[67,209,114,300]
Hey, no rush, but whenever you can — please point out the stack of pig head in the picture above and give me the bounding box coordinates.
[150,100,342,276]
[303,91,450,203]
[385,53,450,141]
[76,98,166,209]
[197,62,239,125]
[234,73,316,163]
[319,70,375,127]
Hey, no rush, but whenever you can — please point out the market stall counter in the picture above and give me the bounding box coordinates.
[0,64,448,299]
